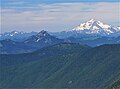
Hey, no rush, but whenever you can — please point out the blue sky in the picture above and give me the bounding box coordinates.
[1,0,120,33]
[1,0,119,4]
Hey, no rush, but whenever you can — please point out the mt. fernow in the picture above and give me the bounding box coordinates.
[72,19,120,36]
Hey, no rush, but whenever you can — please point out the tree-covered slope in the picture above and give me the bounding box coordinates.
[0,44,120,89]
[0,43,90,88]
[36,44,120,89]
[0,43,90,67]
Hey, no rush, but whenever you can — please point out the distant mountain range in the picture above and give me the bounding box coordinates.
[66,36,120,47]
[0,19,120,54]
[1,19,120,41]
[0,31,37,42]
[0,30,64,54]
[0,43,120,88]
[0,30,120,54]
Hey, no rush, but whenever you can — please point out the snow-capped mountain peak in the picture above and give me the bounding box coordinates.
[72,19,120,35]
[73,19,110,30]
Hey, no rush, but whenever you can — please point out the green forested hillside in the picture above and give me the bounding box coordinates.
[0,43,90,66]
[0,43,120,89]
